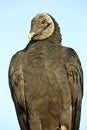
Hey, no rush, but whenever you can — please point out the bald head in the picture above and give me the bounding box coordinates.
[28,13,55,40]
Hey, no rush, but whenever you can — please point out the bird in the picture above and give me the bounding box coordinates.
[8,13,83,130]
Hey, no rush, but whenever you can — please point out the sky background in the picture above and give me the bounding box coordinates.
[0,0,87,130]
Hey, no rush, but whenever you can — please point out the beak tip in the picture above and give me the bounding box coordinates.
[28,32,35,40]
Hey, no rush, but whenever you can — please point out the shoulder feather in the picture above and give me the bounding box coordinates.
[64,47,83,130]
[9,52,26,110]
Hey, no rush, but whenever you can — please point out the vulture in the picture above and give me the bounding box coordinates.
[8,13,83,130]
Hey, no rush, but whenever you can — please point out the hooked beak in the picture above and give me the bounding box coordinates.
[28,32,35,40]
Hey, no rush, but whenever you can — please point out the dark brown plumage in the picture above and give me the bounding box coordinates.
[8,13,83,130]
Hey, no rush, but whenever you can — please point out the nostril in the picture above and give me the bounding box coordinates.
[56,125,67,130]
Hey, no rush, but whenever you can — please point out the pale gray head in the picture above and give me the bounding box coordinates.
[28,13,55,40]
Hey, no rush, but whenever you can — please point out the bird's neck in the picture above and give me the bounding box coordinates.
[46,21,62,46]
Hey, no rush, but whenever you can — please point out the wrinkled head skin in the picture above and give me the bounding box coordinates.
[28,13,55,40]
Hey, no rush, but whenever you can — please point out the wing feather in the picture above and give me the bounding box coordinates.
[64,48,83,130]
[9,52,25,108]
[8,52,29,130]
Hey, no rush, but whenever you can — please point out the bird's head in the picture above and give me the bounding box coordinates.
[28,13,55,41]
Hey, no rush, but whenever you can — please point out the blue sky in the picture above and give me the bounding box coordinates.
[0,0,87,130]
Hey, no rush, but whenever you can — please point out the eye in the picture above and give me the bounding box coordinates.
[42,19,46,24]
